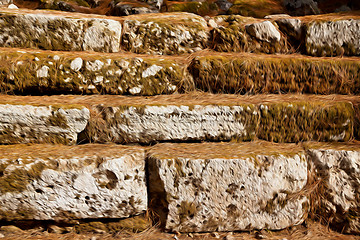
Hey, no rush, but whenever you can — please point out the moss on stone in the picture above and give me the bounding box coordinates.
[189,55,360,95]
[122,14,208,55]
[47,112,68,128]
[74,215,151,233]
[258,102,354,143]
[227,0,285,18]
[209,16,291,53]
[178,201,198,224]
[0,161,48,193]
[0,206,36,221]
[167,2,218,16]
[0,52,184,96]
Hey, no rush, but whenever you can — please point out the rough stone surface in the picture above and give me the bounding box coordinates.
[84,104,258,144]
[283,0,319,15]
[109,3,158,16]
[0,51,185,95]
[141,0,163,9]
[0,104,89,144]
[0,11,122,52]
[276,18,302,40]
[246,21,281,43]
[0,145,147,220]
[122,13,208,55]
[308,147,360,234]
[148,142,308,232]
[216,0,232,11]
[211,16,290,54]
[306,20,360,56]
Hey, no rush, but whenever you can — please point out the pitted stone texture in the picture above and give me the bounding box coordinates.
[0,51,184,95]
[85,104,258,144]
[148,142,308,232]
[122,13,208,55]
[308,147,360,234]
[0,145,146,220]
[246,21,281,43]
[0,104,89,144]
[306,20,360,56]
[0,12,121,52]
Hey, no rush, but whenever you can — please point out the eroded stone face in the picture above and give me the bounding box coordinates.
[85,104,258,144]
[0,146,147,220]
[0,12,121,52]
[308,148,360,234]
[148,145,308,232]
[0,104,89,144]
[246,21,281,43]
[0,51,184,95]
[306,20,360,56]
[122,13,208,55]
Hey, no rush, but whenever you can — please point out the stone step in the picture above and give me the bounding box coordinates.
[0,93,358,144]
[0,9,208,54]
[0,48,188,95]
[0,9,122,53]
[189,53,360,95]
[304,142,360,234]
[211,14,360,56]
[0,141,359,234]
[148,141,360,233]
[1,48,360,95]
[0,144,147,221]
[0,9,359,56]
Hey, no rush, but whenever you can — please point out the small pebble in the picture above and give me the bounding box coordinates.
[0,225,23,233]
[8,3,18,9]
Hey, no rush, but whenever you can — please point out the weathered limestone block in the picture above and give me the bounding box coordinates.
[245,21,281,43]
[0,11,121,52]
[0,104,89,144]
[0,50,185,95]
[258,102,353,142]
[122,13,208,55]
[0,144,147,220]
[148,142,308,232]
[308,145,360,234]
[306,20,360,56]
[83,104,258,144]
[210,16,290,53]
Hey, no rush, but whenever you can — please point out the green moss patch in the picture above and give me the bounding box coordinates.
[74,215,151,233]
[148,141,304,160]
[0,161,53,193]
[189,55,360,94]
[227,0,285,18]
[167,2,218,16]
[258,102,353,142]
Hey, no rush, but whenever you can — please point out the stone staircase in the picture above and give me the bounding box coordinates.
[0,6,360,238]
